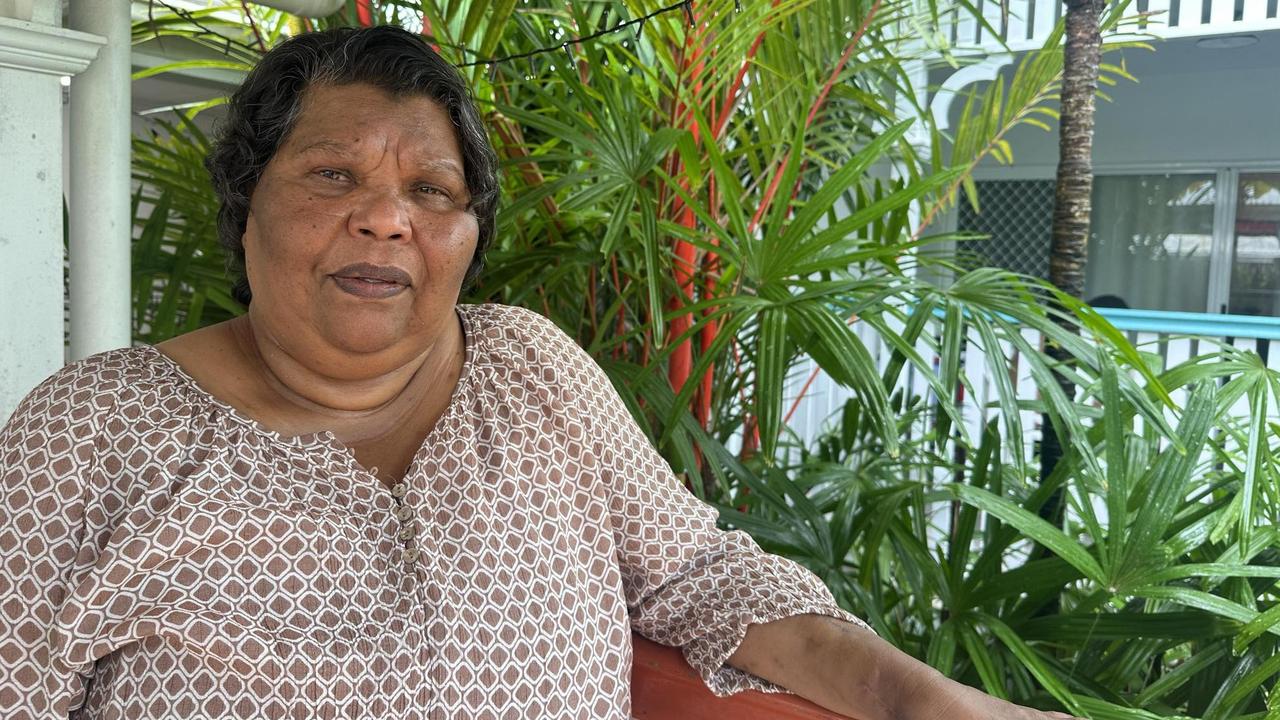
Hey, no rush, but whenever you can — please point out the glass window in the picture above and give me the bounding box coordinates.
[1227,173,1280,317]
[1084,174,1216,313]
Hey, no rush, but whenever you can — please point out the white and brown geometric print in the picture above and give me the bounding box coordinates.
[0,303,867,719]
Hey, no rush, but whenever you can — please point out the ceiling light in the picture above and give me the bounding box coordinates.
[1196,34,1259,49]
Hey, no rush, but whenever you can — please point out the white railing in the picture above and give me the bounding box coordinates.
[937,0,1280,53]
[784,308,1280,464]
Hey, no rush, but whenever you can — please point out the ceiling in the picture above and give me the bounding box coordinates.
[1108,29,1280,76]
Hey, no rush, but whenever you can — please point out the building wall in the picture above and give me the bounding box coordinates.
[918,32,1280,302]
[957,32,1280,178]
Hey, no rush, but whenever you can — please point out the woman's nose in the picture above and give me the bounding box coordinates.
[348,186,412,241]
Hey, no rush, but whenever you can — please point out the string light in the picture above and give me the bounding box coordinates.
[148,1,256,57]
[151,0,699,77]
[457,0,692,67]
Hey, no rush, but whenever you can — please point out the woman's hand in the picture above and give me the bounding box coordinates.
[730,614,1083,720]
[903,667,1081,720]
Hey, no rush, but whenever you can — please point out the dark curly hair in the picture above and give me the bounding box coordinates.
[205,26,499,306]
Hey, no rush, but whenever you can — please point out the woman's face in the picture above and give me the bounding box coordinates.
[241,82,477,376]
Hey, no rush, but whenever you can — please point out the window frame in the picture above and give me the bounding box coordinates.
[967,161,1280,315]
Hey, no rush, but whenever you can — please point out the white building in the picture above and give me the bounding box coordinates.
[943,26,1280,321]
[793,0,1280,445]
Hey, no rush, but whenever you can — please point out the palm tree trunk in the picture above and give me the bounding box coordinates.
[1040,0,1103,525]
[1049,0,1103,300]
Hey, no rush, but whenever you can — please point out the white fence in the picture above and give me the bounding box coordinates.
[784,308,1280,463]
[937,0,1280,53]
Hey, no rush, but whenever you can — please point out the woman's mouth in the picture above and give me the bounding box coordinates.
[330,263,412,299]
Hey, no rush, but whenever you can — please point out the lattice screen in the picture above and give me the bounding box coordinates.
[956,179,1055,279]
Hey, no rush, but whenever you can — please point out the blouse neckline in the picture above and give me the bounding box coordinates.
[140,305,481,461]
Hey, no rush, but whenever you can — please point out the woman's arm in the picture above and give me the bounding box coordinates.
[518,309,1077,714]
[511,306,870,695]
[0,366,109,719]
[729,614,1079,720]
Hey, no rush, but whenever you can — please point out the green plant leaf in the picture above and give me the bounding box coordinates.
[947,484,1104,584]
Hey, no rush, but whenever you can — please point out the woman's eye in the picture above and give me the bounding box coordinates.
[416,185,449,198]
[316,169,347,182]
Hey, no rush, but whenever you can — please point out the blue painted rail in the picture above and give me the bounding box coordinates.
[1096,308,1280,341]
[785,305,1280,455]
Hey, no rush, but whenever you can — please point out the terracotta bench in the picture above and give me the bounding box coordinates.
[630,633,852,719]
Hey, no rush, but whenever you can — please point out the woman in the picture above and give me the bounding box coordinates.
[0,26,1078,720]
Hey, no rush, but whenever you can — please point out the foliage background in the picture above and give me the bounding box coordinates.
[129,1,1280,717]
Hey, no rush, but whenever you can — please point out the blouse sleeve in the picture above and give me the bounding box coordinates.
[0,367,109,718]
[524,310,871,697]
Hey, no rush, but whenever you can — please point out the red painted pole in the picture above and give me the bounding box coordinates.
[665,4,708,423]
[354,0,373,26]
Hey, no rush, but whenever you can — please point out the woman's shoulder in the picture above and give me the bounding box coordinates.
[461,302,561,335]
[460,302,581,356]
[11,346,162,410]
[457,303,620,415]
[2,345,192,446]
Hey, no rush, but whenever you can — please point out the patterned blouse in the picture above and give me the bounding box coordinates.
[0,303,865,719]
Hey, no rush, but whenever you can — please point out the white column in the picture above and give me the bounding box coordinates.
[0,7,102,421]
[67,0,131,361]
[902,57,931,162]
